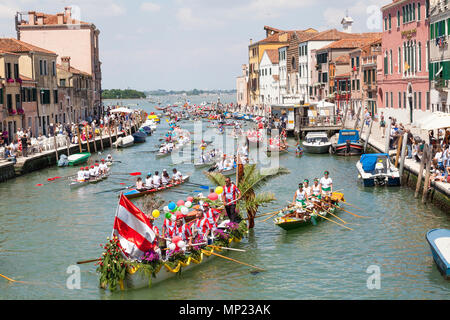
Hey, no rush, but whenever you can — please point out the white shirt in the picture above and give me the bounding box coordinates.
[153,175,161,186]
[320,177,333,189]
[161,175,170,185]
[295,190,307,202]
[145,177,153,187]
[77,171,85,181]
[89,168,96,176]
[173,171,182,181]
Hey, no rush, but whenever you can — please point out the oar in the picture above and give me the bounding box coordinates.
[261,206,290,223]
[77,258,100,265]
[341,201,363,210]
[207,245,246,252]
[201,249,265,272]
[309,196,348,224]
[329,202,369,218]
[94,186,130,195]
[304,208,353,231]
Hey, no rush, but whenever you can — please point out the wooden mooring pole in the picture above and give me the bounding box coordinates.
[415,143,428,198]
[422,145,433,204]
[399,133,408,185]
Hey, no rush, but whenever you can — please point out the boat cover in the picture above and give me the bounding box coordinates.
[360,153,389,172]
[337,130,360,144]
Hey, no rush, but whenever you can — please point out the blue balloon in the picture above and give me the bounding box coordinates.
[168,202,176,211]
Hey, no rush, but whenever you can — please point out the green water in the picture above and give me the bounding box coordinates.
[0,97,449,300]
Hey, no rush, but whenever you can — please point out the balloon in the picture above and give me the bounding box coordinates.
[180,206,189,215]
[178,240,186,249]
[186,196,194,202]
[168,243,176,251]
[208,192,219,201]
[215,186,223,195]
[152,210,160,218]
[177,200,185,207]
[170,214,176,221]
[165,212,172,219]
[168,202,176,211]
[185,201,192,208]
[163,206,169,213]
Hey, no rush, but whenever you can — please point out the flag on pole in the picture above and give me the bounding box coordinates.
[112,194,156,260]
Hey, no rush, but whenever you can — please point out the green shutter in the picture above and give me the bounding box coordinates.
[0,88,3,105]
[431,23,434,39]
[443,61,450,80]
[418,3,421,20]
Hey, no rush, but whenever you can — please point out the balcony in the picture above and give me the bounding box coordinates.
[362,55,377,67]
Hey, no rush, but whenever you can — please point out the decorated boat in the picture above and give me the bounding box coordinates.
[96,194,248,291]
[302,132,332,154]
[69,171,111,189]
[330,130,363,156]
[68,152,91,166]
[123,176,190,199]
[426,229,450,279]
[356,153,400,187]
[274,193,344,231]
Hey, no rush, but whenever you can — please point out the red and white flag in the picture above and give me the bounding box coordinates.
[112,194,156,260]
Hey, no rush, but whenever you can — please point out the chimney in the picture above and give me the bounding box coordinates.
[61,56,71,71]
[28,11,36,25]
[250,38,253,45]
[57,13,64,25]
[65,7,72,18]
[37,14,44,25]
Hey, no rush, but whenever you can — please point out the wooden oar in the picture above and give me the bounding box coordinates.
[261,206,290,223]
[330,202,369,218]
[341,201,363,210]
[207,245,246,252]
[308,196,348,224]
[77,258,101,265]
[304,208,353,231]
[201,249,265,271]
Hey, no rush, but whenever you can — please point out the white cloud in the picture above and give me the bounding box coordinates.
[140,2,161,12]
[0,3,20,19]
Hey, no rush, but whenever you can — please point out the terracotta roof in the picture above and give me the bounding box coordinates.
[335,55,350,64]
[320,36,382,50]
[0,38,56,55]
[19,12,90,26]
[56,64,91,77]
[264,49,279,64]
[0,49,19,56]
[253,28,318,46]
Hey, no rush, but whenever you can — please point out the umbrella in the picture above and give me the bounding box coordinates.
[420,113,450,130]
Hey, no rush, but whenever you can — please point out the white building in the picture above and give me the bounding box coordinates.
[259,49,280,109]
[298,29,356,104]
[278,46,288,104]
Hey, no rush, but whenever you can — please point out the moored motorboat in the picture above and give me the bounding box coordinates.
[68,152,91,166]
[356,153,400,187]
[426,229,450,279]
[330,130,363,156]
[132,131,147,143]
[113,135,135,148]
[302,132,332,154]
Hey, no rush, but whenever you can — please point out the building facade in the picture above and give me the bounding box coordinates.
[236,64,248,108]
[16,7,102,119]
[259,49,280,109]
[378,0,430,124]
[429,0,450,113]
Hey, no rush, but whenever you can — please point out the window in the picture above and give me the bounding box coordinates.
[0,88,3,105]
[385,17,388,31]
[414,92,417,109]
[404,92,406,109]
[5,63,11,79]
[390,50,393,74]
[391,92,393,108]
[386,92,389,108]
[426,91,430,109]
[384,51,388,75]
[356,79,360,90]
[54,90,58,104]
[417,3,421,20]
[418,92,422,109]
[356,56,360,67]
[397,11,400,27]
[40,89,50,104]
[39,60,43,76]
[389,14,392,29]
[399,92,402,108]
[418,42,422,72]
[398,47,402,74]
[52,61,56,76]
[43,60,48,76]
[14,64,19,79]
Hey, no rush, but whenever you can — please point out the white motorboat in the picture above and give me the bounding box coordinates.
[302,132,332,154]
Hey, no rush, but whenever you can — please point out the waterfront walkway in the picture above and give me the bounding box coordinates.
[345,118,450,197]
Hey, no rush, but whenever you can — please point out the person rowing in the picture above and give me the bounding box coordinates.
[202,201,219,228]
[135,177,145,191]
[161,169,170,186]
[292,183,308,219]
[320,171,333,198]
[172,168,183,183]
[106,154,113,164]
[152,171,161,188]
[192,209,213,243]
[89,165,96,178]
[99,159,108,175]
[145,173,153,189]
[84,166,90,180]
[173,213,193,248]
[77,167,85,182]
[163,214,176,239]
[311,178,321,202]
[303,179,311,198]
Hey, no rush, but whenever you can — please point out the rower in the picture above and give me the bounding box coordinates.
[84,166,90,180]
[106,154,113,164]
[202,201,218,228]
[172,168,183,183]
[145,173,153,189]
[162,214,176,238]
[174,213,193,247]
[303,179,311,198]
[161,169,170,185]
[152,171,161,188]
[293,183,308,219]
[99,159,108,174]
[89,165,96,177]
[222,177,241,223]
[94,163,101,176]
[77,167,85,182]
[311,178,321,201]
[192,209,213,243]
[136,177,145,191]
[320,171,333,198]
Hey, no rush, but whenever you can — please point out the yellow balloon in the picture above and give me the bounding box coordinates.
[215,186,223,195]
[152,210,160,218]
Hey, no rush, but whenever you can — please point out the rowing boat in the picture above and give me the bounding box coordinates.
[118,220,246,290]
[123,176,190,199]
[69,171,111,189]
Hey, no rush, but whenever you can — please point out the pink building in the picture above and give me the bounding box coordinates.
[378,0,430,125]
[15,7,102,119]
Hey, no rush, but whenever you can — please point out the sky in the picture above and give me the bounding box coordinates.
[0,0,391,91]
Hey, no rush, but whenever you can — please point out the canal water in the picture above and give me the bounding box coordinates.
[0,96,449,300]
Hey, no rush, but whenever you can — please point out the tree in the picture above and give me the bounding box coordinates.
[205,164,290,228]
